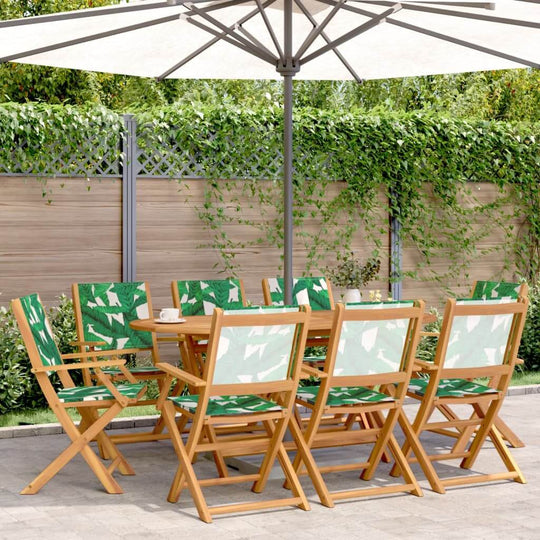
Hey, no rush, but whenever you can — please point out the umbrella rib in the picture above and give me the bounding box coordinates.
[0,14,182,64]
[294,0,363,82]
[253,0,285,61]
[236,25,283,63]
[156,0,279,79]
[335,0,540,29]
[389,18,540,69]
[295,0,347,59]
[301,4,402,65]
[180,15,277,64]
[0,1,176,28]
[184,3,278,63]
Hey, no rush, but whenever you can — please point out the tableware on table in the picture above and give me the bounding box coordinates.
[159,308,180,321]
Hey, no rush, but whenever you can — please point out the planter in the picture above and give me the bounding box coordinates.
[343,288,362,304]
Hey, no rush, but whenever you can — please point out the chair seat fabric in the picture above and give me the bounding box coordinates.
[408,377,498,398]
[101,365,163,375]
[58,382,146,403]
[168,394,283,416]
[297,385,394,406]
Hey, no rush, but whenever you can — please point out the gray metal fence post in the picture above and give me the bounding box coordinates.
[122,114,138,282]
[390,190,403,301]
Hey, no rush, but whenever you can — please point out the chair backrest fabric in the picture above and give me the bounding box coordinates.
[334,301,415,376]
[471,281,522,301]
[210,308,304,386]
[75,282,153,350]
[174,279,246,316]
[17,293,63,369]
[443,298,517,369]
[264,277,333,310]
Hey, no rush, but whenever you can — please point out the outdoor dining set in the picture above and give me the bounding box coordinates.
[11,277,529,523]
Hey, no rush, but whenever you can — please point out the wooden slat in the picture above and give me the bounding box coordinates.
[0,177,121,305]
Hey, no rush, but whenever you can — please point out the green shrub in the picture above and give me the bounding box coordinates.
[0,295,77,413]
[519,281,540,371]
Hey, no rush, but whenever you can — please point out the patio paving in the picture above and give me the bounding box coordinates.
[0,393,539,540]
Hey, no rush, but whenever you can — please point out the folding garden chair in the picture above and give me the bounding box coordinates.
[171,278,247,315]
[170,278,248,376]
[394,296,528,492]
[12,293,146,495]
[72,281,167,444]
[420,281,528,449]
[293,301,429,504]
[156,305,332,523]
[262,276,334,311]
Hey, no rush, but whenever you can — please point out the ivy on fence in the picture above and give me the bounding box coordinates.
[0,103,539,283]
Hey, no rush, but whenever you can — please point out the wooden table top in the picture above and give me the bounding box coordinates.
[129,310,335,336]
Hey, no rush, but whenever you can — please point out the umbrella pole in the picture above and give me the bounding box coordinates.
[283,71,293,305]
[282,0,296,305]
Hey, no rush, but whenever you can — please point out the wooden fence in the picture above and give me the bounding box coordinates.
[0,176,524,311]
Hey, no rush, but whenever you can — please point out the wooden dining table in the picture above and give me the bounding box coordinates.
[129,309,335,337]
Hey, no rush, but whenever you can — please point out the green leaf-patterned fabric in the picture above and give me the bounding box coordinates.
[471,281,521,301]
[77,282,153,350]
[168,394,283,415]
[408,377,497,398]
[297,385,394,405]
[213,317,298,385]
[101,366,163,375]
[266,277,331,310]
[176,279,245,315]
[444,299,514,369]
[19,293,62,368]
[333,302,414,376]
[58,382,145,403]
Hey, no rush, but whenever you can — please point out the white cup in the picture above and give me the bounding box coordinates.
[159,308,180,321]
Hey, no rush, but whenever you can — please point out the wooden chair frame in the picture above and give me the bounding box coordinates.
[292,301,433,503]
[395,296,528,493]
[72,281,168,446]
[261,276,335,311]
[156,306,332,523]
[418,282,528,450]
[12,295,147,495]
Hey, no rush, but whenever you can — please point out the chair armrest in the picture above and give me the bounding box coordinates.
[413,359,438,372]
[420,331,440,337]
[516,357,524,366]
[31,358,126,373]
[156,363,206,387]
[301,365,328,379]
[61,350,124,361]
[69,340,107,348]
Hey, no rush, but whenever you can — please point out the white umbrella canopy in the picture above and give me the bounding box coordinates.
[1,0,539,301]
[1,0,539,79]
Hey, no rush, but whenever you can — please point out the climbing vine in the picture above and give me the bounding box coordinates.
[1,103,539,284]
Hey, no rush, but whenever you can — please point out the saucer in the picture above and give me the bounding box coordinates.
[154,318,186,324]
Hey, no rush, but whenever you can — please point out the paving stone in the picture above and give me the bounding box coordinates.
[0,394,538,539]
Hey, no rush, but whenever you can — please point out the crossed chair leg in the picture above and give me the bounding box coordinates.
[22,404,134,495]
[160,401,333,523]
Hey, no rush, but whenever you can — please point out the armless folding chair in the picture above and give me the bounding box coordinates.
[422,281,528,449]
[72,281,167,445]
[262,276,334,311]
[395,296,528,493]
[170,278,248,376]
[293,301,429,504]
[156,305,332,523]
[171,278,247,315]
[12,293,146,495]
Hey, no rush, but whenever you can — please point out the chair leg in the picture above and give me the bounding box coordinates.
[397,410,445,494]
[161,402,212,521]
[21,404,126,495]
[287,414,334,507]
[488,426,526,484]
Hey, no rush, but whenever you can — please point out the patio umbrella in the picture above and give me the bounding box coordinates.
[1,0,539,302]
